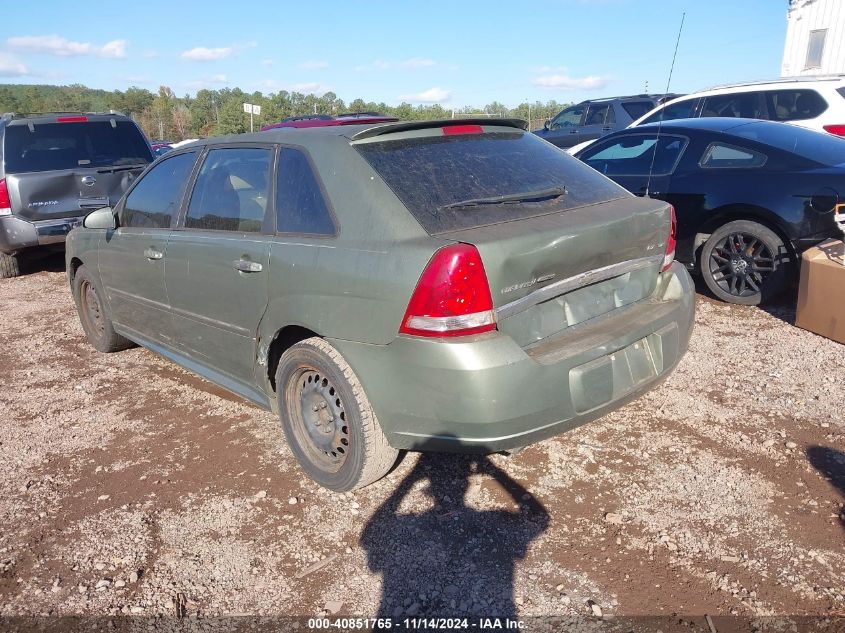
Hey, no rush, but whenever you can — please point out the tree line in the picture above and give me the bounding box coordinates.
[0,83,570,141]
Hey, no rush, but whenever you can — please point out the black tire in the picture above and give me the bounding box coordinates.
[0,253,20,279]
[700,220,791,306]
[72,265,133,353]
[276,337,397,491]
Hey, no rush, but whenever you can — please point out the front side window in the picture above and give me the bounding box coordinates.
[641,99,698,125]
[580,134,688,176]
[121,151,196,229]
[550,105,585,130]
[185,147,272,233]
[275,148,336,235]
[805,29,827,69]
[699,143,767,169]
[765,89,827,121]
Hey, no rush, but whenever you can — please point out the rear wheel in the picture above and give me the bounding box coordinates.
[276,337,397,491]
[0,253,20,279]
[72,266,133,352]
[700,220,790,306]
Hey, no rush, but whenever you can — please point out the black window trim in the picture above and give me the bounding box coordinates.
[116,148,199,231]
[581,132,689,177]
[273,143,339,240]
[175,142,278,236]
[698,141,768,170]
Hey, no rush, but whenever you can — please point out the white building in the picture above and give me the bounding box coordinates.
[782,0,845,77]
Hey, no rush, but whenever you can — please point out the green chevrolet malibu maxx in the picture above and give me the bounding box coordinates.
[66,118,694,491]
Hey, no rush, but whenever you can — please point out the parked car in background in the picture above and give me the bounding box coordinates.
[150,140,173,157]
[67,118,693,491]
[261,111,398,131]
[630,77,845,136]
[0,111,153,278]
[575,118,845,305]
[533,94,681,149]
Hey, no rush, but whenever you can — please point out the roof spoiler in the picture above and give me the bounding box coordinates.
[350,118,528,141]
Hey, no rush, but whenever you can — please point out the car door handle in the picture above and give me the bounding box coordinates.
[233,259,263,273]
[570,130,579,134]
[602,126,612,131]
[144,248,163,260]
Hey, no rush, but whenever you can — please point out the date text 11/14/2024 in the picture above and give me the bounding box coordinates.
[308,617,526,630]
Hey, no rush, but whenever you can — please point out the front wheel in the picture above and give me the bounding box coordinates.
[276,337,397,491]
[72,266,134,352]
[699,220,791,305]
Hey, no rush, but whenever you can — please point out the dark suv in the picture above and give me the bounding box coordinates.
[533,94,681,149]
[0,112,153,277]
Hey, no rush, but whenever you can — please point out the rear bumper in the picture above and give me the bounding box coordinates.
[0,215,84,254]
[330,262,695,453]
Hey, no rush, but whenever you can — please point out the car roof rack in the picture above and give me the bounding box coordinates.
[701,75,845,91]
[350,118,527,141]
[3,110,128,119]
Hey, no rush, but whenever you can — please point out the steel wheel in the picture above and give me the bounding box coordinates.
[708,232,775,298]
[80,279,107,339]
[285,368,350,473]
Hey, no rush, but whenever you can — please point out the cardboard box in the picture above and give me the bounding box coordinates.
[796,239,845,345]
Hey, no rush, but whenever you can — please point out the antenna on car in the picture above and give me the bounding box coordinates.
[645,11,685,197]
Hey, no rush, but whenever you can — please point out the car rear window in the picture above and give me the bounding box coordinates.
[730,121,845,167]
[355,131,627,234]
[764,89,828,122]
[3,120,153,173]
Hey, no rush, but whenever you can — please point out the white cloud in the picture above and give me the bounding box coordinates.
[398,87,451,103]
[358,57,436,71]
[181,46,233,62]
[7,35,127,58]
[0,53,28,76]
[186,74,229,89]
[290,82,332,96]
[532,74,611,90]
[299,60,329,70]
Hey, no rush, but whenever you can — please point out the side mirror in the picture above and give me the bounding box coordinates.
[83,207,117,230]
[543,119,551,131]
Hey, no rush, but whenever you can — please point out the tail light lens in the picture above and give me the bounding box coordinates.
[56,116,88,123]
[400,243,496,337]
[0,179,11,216]
[823,125,845,137]
[661,205,676,273]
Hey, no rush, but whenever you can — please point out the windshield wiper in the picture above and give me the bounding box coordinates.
[438,186,567,211]
[96,163,149,173]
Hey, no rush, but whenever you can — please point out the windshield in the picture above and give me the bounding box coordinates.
[730,121,845,167]
[355,131,627,234]
[4,120,153,173]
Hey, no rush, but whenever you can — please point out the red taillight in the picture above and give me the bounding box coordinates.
[442,124,483,136]
[823,124,845,137]
[661,205,676,273]
[56,116,88,123]
[399,243,496,337]
[0,179,10,216]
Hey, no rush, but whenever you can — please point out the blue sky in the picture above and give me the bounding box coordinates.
[1,0,788,107]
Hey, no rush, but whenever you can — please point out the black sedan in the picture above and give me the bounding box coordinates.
[574,118,845,304]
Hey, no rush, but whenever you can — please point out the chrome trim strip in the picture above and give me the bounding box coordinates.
[495,255,663,321]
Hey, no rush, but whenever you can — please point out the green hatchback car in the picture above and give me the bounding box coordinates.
[67,118,695,491]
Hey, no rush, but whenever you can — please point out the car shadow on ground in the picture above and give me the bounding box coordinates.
[15,251,66,276]
[806,445,845,533]
[361,441,549,620]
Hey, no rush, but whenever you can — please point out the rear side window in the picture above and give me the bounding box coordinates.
[275,148,336,235]
[580,134,688,176]
[622,101,656,120]
[730,121,845,167]
[356,131,626,234]
[4,121,153,173]
[765,89,828,121]
[122,152,196,229]
[641,99,698,125]
[701,92,766,119]
[699,143,767,169]
[186,148,272,233]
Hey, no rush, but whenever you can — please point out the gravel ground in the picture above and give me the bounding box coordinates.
[0,262,843,627]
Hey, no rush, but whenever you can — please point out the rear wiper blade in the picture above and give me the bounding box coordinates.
[96,163,148,173]
[438,186,567,211]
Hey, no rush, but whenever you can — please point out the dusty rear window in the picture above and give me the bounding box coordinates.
[355,131,627,234]
[4,120,153,173]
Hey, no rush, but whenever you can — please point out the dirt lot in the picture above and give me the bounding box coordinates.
[0,262,843,628]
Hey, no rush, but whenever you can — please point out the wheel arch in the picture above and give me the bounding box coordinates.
[692,204,797,266]
[264,324,322,393]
